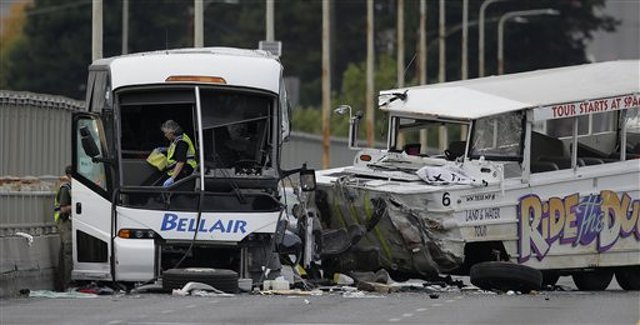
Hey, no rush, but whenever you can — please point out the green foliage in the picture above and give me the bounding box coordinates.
[2,0,620,107]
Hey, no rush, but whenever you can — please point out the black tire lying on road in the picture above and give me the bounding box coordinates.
[572,269,613,291]
[614,266,639,291]
[162,268,239,293]
[470,261,542,293]
[541,271,560,287]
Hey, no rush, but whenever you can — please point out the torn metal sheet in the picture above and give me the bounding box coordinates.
[314,173,466,277]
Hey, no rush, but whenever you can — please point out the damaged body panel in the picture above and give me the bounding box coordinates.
[313,61,640,289]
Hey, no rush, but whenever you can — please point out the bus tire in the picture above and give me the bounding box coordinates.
[614,266,640,291]
[572,269,613,291]
[470,261,542,293]
[542,271,560,287]
[162,268,239,293]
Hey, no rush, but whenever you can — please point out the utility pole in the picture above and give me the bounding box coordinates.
[396,0,405,150]
[438,0,447,151]
[418,0,427,85]
[397,0,405,88]
[460,0,468,141]
[461,0,468,80]
[438,0,445,83]
[122,0,129,55]
[418,0,428,154]
[266,0,274,41]
[194,0,204,47]
[322,0,331,168]
[366,0,375,147]
[92,0,103,61]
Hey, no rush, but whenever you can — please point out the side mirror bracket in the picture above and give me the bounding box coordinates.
[334,105,363,150]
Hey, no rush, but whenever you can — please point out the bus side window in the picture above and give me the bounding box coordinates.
[76,118,107,191]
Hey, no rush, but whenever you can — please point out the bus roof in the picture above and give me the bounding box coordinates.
[91,47,282,93]
[380,60,640,120]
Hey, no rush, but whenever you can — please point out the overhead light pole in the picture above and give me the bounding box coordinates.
[366,0,375,147]
[266,0,274,41]
[498,9,559,75]
[194,0,204,47]
[478,0,507,77]
[92,0,103,61]
[322,0,331,168]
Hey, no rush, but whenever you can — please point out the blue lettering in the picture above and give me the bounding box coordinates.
[188,219,197,232]
[177,218,187,232]
[161,214,178,231]
[226,220,234,233]
[234,220,247,234]
[199,219,207,232]
[209,220,226,233]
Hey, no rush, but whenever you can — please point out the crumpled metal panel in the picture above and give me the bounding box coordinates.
[315,175,464,277]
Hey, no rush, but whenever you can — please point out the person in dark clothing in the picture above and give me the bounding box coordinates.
[159,120,198,187]
[54,165,73,291]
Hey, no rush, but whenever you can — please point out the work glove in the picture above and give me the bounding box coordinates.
[163,177,175,188]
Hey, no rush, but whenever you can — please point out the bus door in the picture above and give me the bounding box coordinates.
[71,112,114,281]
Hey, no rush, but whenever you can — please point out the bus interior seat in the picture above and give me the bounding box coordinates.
[445,141,466,160]
[531,161,559,173]
[403,143,421,156]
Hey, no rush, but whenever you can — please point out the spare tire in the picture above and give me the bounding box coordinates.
[162,268,239,293]
[470,261,542,293]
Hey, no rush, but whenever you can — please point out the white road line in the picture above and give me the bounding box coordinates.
[416,308,428,312]
[388,318,401,322]
[431,303,443,307]
[185,304,197,309]
[445,299,455,303]
[107,321,123,325]
[161,310,174,314]
[402,313,414,318]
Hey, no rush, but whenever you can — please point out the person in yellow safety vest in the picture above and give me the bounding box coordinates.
[53,165,73,291]
[160,120,198,187]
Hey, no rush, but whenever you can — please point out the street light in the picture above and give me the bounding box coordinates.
[479,0,508,77]
[497,9,559,75]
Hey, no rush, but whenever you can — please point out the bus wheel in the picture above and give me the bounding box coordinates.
[470,261,542,293]
[541,271,560,288]
[572,269,613,291]
[614,266,640,291]
[162,268,239,293]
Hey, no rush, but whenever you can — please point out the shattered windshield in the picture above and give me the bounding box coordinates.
[200,89,273,171]
[470,112,524,160]
[393,117,468,157]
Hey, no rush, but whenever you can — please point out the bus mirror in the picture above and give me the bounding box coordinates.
[300,167,316,192]
[80,126,100,158]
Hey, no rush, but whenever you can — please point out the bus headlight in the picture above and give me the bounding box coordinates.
[117,229,156,239]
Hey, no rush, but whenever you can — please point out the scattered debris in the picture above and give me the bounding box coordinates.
[130,282,164,294]
[342,291,384,299]
[172,282,234,297]
[333,273,355,286]
[259,289,323,296]
[29,290,98,299]
[14,232,34,246]
[350,269,392,284]
[357,281,397,294]
[429,293,440,299]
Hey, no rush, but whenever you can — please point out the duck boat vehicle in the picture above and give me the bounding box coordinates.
[312,60,640,291]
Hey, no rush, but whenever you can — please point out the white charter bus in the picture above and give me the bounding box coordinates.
[70,48,309,289]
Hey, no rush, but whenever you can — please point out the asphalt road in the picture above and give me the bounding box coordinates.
[1,277,639,325]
